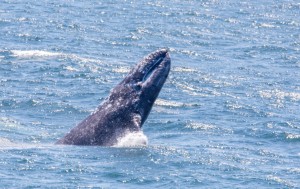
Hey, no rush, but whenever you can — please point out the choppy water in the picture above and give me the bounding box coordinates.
[1,0,300,188]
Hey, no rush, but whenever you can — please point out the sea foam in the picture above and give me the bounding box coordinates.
[114,131,148,148]
[11,50,63,57]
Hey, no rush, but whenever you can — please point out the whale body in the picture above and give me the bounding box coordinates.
[56,49,171,146]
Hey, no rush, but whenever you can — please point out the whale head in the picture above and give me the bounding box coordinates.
[109,49,171,127]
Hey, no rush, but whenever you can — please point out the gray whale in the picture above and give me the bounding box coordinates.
[56,49,171,146]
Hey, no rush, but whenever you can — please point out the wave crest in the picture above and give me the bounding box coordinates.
[11,50,63,57]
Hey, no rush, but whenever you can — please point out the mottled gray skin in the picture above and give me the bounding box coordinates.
[56,49,171,146]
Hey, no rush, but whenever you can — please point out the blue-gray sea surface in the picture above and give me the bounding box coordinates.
[1,0,300,188]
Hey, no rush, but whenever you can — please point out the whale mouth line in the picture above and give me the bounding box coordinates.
[142,57,164,82]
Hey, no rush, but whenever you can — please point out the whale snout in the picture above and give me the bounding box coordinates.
[124,49,171,87]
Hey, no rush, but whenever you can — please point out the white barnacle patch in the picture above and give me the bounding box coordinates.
[133,114,141,128]
[105,103,112,110]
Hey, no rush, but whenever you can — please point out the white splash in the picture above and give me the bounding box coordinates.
[114,131,148,148]
[260,23,276,28]
[286,134,300,140]
[266,175,294,188]
[11,50,63,57]
[112,67,131,73]
[173,66,196,72]
[0,137,15,147]
[64,66,79,72]
[155,98,199,107]
[259,89,300,101]
[186,122,216,130]
[155,99,186,107]
[10,50,103,64]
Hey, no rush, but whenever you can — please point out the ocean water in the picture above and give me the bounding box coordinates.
[0,0,300,188]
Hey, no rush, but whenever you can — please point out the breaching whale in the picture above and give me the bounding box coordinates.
[56,49,171,146]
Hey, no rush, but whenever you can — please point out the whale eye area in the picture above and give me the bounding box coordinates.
[134,84,142,91]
